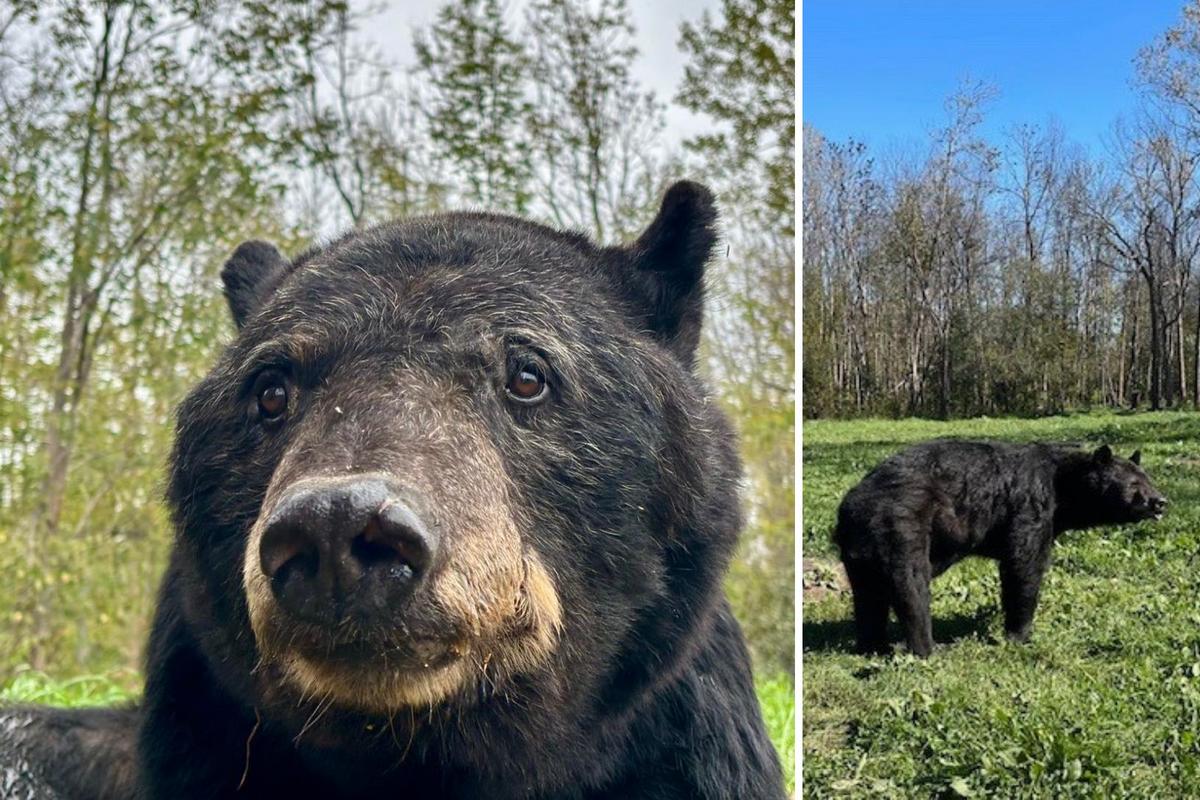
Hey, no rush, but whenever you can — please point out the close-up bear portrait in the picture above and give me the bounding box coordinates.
[0,1,796,797]
[0,183,788,799]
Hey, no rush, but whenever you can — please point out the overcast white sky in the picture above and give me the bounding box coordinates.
[360,0,718,141]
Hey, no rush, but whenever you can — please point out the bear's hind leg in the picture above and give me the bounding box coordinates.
[844,558,891,654]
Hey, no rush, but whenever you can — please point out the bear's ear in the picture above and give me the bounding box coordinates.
[1093,444,1114,465]
[1130,449,1142,465]
[620,180,719,365]
[221,241,290,329]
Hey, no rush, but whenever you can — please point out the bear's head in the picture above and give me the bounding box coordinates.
[1064,445,1168,526]
[166,182,741,725]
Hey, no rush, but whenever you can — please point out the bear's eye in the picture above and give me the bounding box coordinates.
[254,372,290,422]
[506,362,548,404]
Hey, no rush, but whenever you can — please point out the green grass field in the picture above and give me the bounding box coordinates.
[803,411,1200,798]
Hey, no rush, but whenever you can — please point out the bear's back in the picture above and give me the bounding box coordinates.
[836,439,1061,550]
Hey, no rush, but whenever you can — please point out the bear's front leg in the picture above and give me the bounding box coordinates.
[999,531,1053,643]
[889,558,933,657]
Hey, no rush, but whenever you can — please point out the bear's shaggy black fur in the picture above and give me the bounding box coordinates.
[836,439,1166,657]
[1,181,786,799]
[0,705,136,798]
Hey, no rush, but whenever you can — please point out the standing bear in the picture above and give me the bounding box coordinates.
[0,181,787,799]
[836,439,1167,657]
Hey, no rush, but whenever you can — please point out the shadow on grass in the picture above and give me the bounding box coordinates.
[802,607,995,656]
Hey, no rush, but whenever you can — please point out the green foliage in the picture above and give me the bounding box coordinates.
[677,0,795,236]
[677,0,795,681]
[0,0,355,670]
[804,411,1200,797]
[0,670,137,707]
[757,673,796,792]
[415,0,532,212]
[725,394,795,677]
[524,0,668,240]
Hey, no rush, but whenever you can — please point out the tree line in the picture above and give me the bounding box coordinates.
[804,2,1200,420]
[0,0,794,678]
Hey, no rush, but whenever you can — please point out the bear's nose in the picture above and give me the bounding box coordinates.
[1151,495,1168,513]
[259,478,438,626]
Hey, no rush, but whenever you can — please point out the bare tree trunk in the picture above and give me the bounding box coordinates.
[1179,310,1188,404]
[1148,281,1164,410]
[1193,288,1200,406]
[939,335,951,419]
[29,6,117,668]
[1128,281,1141,408]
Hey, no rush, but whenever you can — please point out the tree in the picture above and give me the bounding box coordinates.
[274,4,444,233]
[677,0,795,676]
[415,0,532,212]
[1092,115,1200,410]
[677,0,794,236]
[0,0,352,667]
[1135,1,1200,407]
[800,83,1176,420]
[524,0,666,240]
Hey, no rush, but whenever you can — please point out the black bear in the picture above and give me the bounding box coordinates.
[0,181,787,799]
[835,439,1166,657]
[0,705,136,798]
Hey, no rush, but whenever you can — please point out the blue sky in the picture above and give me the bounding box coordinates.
[804,1,1185,155]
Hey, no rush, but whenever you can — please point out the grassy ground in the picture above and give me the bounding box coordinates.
[0,669,137,706]
[803,411,1200,798]
[757,673,797,790]
[1,670,796,792]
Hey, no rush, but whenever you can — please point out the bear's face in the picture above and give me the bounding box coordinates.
[168,183,737,717]
[1080,445,1168,523]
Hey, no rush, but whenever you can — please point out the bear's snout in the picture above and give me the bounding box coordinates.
[258,476,438,627]
[1150,494,1168,517]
